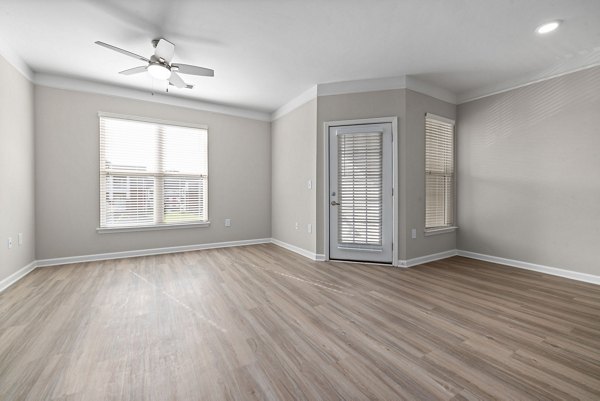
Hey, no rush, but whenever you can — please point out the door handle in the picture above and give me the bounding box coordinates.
[331,201,340,206]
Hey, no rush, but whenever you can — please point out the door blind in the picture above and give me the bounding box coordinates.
[425,114,455,229]
[337,132,383,246]
[99,115,208,228]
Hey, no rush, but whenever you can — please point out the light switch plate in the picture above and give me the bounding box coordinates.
[225,219,231,227]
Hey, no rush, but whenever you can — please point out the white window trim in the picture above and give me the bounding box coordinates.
[424,112,457,232]
[98,111,208,130]
[98,112,209,231]
[97,221,211,234]
[424,226,458,236]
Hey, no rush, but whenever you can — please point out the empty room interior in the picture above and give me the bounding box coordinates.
[1,1,600,400]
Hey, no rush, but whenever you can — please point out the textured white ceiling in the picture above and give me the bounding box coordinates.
[0,0,599,112]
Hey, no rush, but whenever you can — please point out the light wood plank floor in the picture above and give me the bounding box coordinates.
[1,244,600,400]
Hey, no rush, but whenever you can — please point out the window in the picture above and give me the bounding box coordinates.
[425,113,455,231]
[99,113,208,230]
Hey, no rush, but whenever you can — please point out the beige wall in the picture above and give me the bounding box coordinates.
[404,89,457,259]
[457,66,600,276]
[0,55,35,282]
[271,99,317,252]
[34,86,271,259]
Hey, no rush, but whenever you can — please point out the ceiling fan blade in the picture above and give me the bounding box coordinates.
[119,66,147,75]
[95,41,150,62]
[154,39,175,63]
[169,82,194,90]
[172,63,214,77]
[169,71,187,88]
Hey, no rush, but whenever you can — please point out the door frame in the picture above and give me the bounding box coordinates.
[323,117,399,266]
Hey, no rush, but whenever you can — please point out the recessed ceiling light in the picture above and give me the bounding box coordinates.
[536,20,562,34]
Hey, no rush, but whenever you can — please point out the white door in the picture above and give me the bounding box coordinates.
[329,123,393,263]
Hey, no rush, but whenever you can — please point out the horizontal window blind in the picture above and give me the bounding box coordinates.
[425,114,455,229]
[99,116,208,228]
[338,132,383,246]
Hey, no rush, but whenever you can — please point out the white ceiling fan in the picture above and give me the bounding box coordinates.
[95,38,214,89]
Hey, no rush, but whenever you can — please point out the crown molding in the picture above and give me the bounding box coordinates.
[271,85,317,121]
[0,46,271,120]
[9,38,596,120]
[271,75,459,121]
[33,73,271,122]
[405,76,457,104]
[458,56,600,104]
[317,75,457,104]
[0,38,33,81]
[317,76,407,97]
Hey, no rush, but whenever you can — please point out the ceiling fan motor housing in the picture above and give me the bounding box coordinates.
[150,54,169,66]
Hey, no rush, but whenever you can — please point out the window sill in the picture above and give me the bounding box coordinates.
[97,221,211,234]
[424,226,458,236]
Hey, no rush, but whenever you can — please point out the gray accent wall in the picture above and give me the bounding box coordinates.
[271,99,317,253]
[0,55,35,281]
[34,86,271,260]
[404,90,457,259]
[317,89,457,262]
[317,89,405,258]
[457,66,600,276]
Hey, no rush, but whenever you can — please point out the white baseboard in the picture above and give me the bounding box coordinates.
[398,249,458,267]
[270,238,323,261]
[457,250,600,285]
[0,260,37,293]
[5,243,597,293]
[35,238,272,267]
[398,249,600,285]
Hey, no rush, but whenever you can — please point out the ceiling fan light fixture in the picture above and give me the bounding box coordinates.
[147,63,171,80]
[536,20,562,34]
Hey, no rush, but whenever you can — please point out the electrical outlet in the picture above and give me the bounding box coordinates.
[225,219,231,227]
[295,222,299,230]
[307,223,312,233]
[7,237,13,249]
[307,179,312,189]
[18,233,23,246]
[411,228,417,239]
